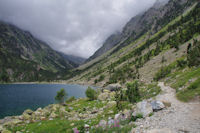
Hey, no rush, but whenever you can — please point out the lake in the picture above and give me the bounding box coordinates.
[0,84,91,119]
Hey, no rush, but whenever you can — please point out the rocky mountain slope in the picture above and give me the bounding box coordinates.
[68,0,199,86]
[0,21,75,82]
[87,0,192,62]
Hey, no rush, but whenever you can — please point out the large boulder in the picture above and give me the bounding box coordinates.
[133,100,153,117]
[23,109,33,115]
[105,83,121,91]
[151,101,165,111]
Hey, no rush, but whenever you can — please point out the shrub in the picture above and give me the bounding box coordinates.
[187,42,200,67]
[154,66,172,81]
[131,113,143,121]
[126,81,140,103]
[55,88,67,104]
[85,87,97,100]
[177,59,187,68]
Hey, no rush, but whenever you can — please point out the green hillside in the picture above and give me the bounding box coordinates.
[0,21,74,82]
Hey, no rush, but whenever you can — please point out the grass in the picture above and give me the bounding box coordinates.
[140,83,161,100]
[176,77,200,102]
[170,67,200,90]
[11,119,85,133]
[165,66,200,102]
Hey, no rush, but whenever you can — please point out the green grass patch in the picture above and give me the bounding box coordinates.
[177,77,200,102]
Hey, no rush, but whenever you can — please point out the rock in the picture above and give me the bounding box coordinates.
[23,113,31,120]
[84,124,90,128]
[98,92,110,101]
[114,113,126,121]
[105,83,121,91]
[162,101,171,107]
[3,119,22,127]
[16,131,22,133]
[108,110,114,114]
[103,89,110,93]
[151,101,165,111]
[0,125,4,131]
[49,112,58,118]
[108,117,114,127]
[2,129,12,133]
[146,128,173,133]
[40,117,46,121]
[59,107,69,116]
[98,120,107,129]
[70,123,74,126]
[23,109,33,115]
[133,100,153,117]
[114,114,121,120]
[123,109,131,119]
[106,101,116,108]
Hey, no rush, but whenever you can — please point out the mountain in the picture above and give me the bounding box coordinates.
[87,0,192,62]
[68,0,199,87]
[59,53,86,67]
[0,21,75,82]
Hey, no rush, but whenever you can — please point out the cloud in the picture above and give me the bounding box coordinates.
[0,0,156,58]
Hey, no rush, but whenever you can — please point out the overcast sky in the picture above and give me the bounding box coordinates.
[0,0,156,58]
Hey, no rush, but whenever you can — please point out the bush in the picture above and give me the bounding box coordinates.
[187,42,200,67]
[131,113,143,121]
[85,87,97,100]
[154,66,172,81]
[177,59,187,68]
[55,88,67,104]
[126,81,140,103]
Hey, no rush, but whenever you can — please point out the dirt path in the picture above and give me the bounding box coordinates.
[134,82,200,133]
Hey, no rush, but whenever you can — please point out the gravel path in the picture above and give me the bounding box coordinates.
[134,82,200,133]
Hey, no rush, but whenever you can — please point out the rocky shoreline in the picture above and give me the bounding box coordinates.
[0,82,199,133]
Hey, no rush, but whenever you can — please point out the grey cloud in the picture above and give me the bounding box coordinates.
[0,0,156,58]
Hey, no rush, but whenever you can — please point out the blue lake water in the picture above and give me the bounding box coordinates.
[0,84,91,119]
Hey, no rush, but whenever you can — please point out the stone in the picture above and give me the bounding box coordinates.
[2,129,12,133]
[106,101,116,108]
[23,109,33,115]
[151,101,165,111]
[49,112,57,118]
[16,131,22,133]
[146,128,173,133]
[3,119,22,127]
[84,124,90,128]
[123,109,131,119]
[59,107,68,116]
[70,123,74,126]
[133,100,153,117]
[105,83,121,91]
[114,114,121,120]
[98,92,110,101]
[23,113,31,120]
[98,120,107,128]
[108,117,114,126]
[0,125,3,131]
[40,117,46,121]
[162,101,171,107]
